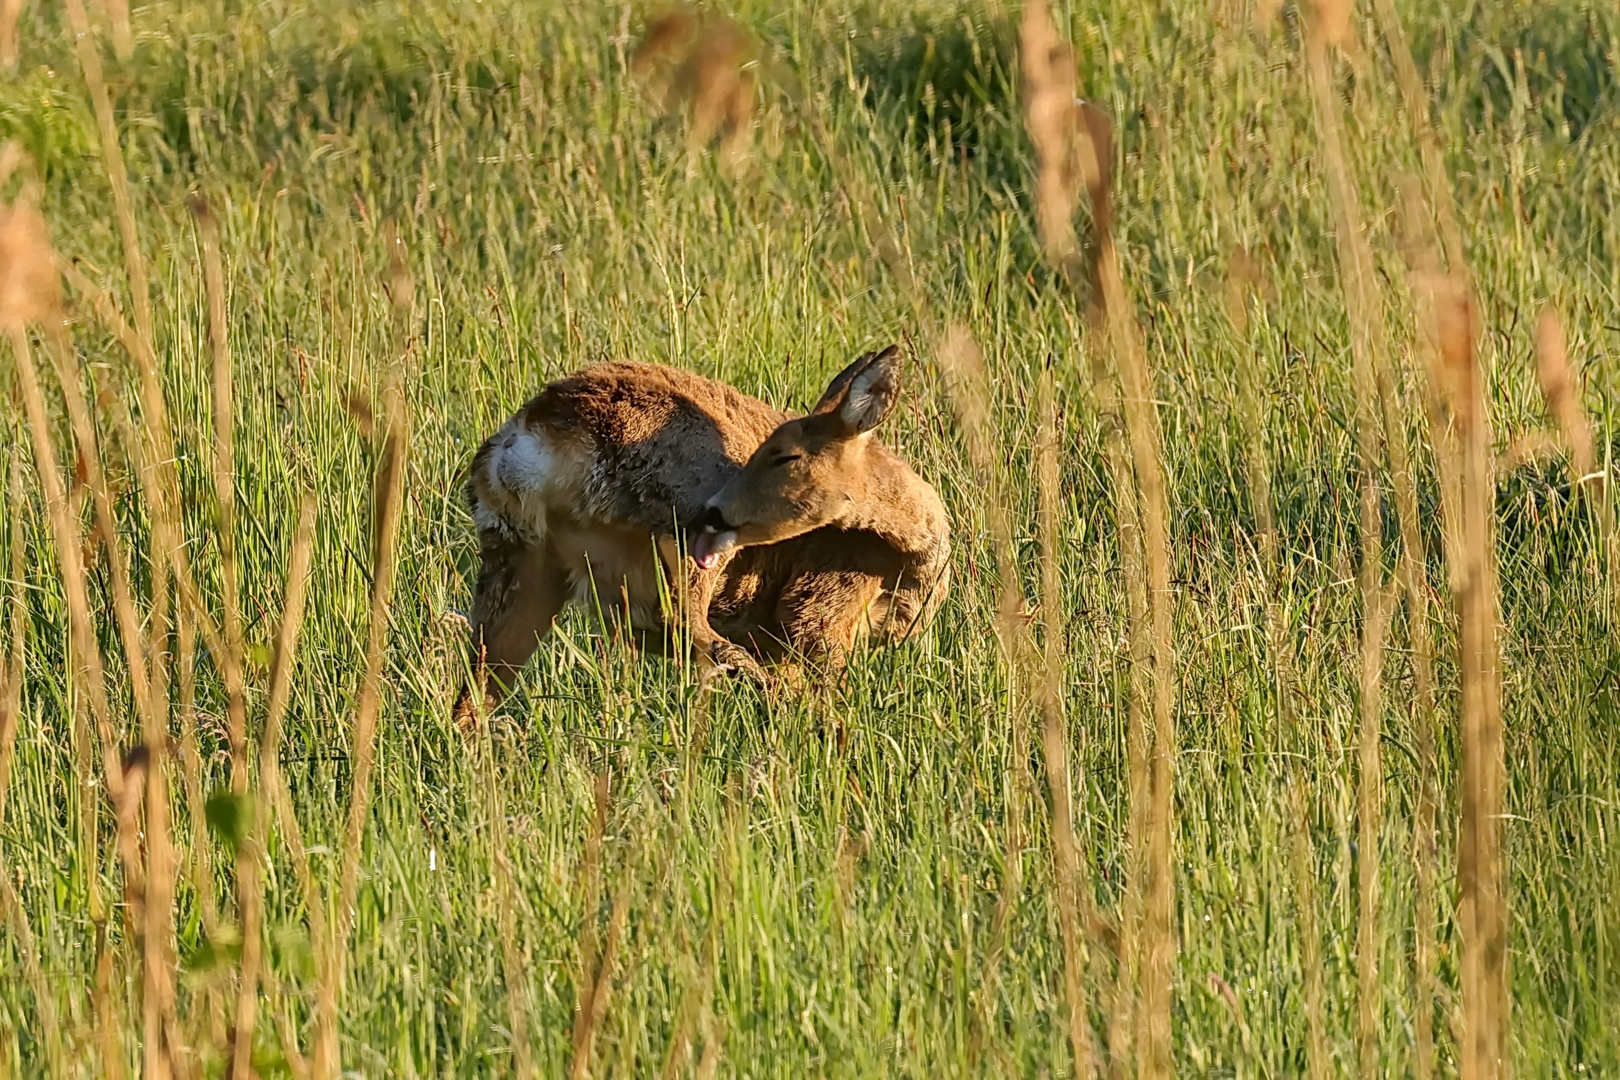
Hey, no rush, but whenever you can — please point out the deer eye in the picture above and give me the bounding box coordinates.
[771,452,802,468]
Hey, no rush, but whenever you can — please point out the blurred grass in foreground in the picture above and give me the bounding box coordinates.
[0,0,1618,1075]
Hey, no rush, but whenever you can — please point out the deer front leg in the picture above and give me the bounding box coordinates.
[656,535,763,687]
[454,531,568,730]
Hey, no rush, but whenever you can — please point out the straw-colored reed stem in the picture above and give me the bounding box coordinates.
[9,325,142,884]
[315,239,413,1079]
[1,450,26,829]
[1427,282,1507,1080]
[1534,307,1617,613]
[0,867,62,1074]
[1018,9,1152,1071]
[191,197,251,794]
[1036,365,1098,1078]
[62,0,151,345]
[569,772,613,1079]
[11,323,156,1080]
[1071,99,1175,1080]
[485,734,534,1078]
[0,0,21,73]
[1291,778,1328,1079]
[1368,0,1467,276]
[1358,583,1394,1073]
[1303,8,1393,1069]
[40,320,184,1076]
[0,451,59,1074]
[935,328,1037,1067]
[233,497,317,1080]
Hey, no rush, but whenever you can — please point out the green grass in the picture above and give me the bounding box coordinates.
[1,0,1618,1075]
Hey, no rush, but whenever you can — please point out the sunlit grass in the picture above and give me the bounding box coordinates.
[0,0,1617,1075]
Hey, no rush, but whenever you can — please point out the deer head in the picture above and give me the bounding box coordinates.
[690,345,904,568]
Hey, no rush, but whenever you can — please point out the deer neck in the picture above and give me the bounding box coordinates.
[840,447,949,563]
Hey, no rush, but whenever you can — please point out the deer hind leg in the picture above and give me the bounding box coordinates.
[655,535,764,687]
[454,530,569,729]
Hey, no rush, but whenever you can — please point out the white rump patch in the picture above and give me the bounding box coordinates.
[491,427,555,497]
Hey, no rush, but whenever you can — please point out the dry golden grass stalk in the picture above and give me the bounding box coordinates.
[1302,7,1396,1069]
[233,497,318,1080]
[190,190,262,1080]
[12,318,159,1059]
[1422,282,1508,1080]
[1066,96,1176,1080]
[1291,779,1329,1080]
[1035,365,1098,1078]
[1309,0,1361,57]
[484,733,534,1078]
[0,0,21,73]
[572,880,631,1080]
[1227,246,1331,1080]
[41,318,182,1077]
[36,215,196,1069]
[1381,308,1442,1080]
[315,235,414,1079]
[47,312,188,1073]
[102,0,133,59]
[935,327,1039,1067]
[0,203,61,328]
[569,772,613,1077]
[1368,0,1467,275]
[0,859,63,1074]
[1533,307,1616,612]
[693,1016,726,1080]
[659,813,732,1080]
[1085,284,1149,1080]
[191,194,251,789]
[1,450,26,828]
[173,606,221,940]
[1019,21,1153,1062]
[63,0,151,344]
[0,461,52,1078]
[54,263,216,669]
[3,202,148,897]
[1357,580,1394,1074]
[61,1,197,776]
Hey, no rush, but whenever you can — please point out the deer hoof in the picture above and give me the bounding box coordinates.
[706,640,766,685]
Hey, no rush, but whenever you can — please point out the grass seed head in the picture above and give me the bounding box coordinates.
[1308,0,1359,55]
[1019,0,1083,258]
[0,200,60,331]
[1423,273,1477,423]
[1534,307,1592,475]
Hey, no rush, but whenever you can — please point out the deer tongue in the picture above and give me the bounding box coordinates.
[691,528,736,570]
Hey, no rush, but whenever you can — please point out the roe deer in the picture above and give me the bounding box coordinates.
[452,345,951,725]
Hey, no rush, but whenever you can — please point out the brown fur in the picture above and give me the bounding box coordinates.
[453,349,950,725]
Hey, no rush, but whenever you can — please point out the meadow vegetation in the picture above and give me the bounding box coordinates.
[0,0,1617,1075]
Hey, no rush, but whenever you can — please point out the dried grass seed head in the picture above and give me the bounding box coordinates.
[1019,0,1083,257]
[1421,273,1477,422]
[1534,307,1592,472]
[0,200,61,331]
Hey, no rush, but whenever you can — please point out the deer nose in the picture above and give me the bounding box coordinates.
[696,504,733,533]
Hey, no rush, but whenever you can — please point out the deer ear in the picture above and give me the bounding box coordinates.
[836,345,903,435]
[811,349,878,416]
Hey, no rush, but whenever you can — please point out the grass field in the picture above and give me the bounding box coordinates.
[1,0,1618,1075]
